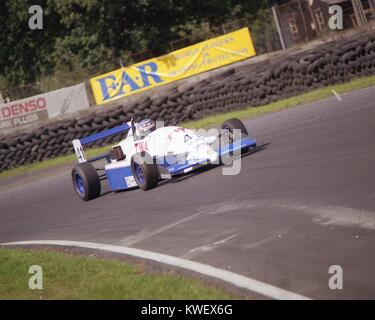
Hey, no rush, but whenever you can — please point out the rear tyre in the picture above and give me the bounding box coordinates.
[72,162,101,201]
[131,152,159,190]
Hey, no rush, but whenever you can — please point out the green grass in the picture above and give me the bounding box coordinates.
[0,248,236,300]
[1,74,375,181]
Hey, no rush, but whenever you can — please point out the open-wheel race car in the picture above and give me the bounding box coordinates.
[71,117,256,201]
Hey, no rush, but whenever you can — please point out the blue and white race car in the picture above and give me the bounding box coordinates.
[71,117,256,201]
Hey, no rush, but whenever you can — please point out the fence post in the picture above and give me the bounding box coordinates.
[369,0,375,19]
[352,0,367,26]
[297,0,309,40]
[272,5,286,50]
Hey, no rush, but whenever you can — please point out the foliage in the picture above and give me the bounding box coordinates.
[0,0,270,88]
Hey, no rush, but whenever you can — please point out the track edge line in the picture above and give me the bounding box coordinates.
[1,240,312,300]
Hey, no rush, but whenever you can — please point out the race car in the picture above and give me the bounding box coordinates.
[71,117,257,201]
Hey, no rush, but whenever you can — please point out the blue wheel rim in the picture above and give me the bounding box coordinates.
[74,172,85,196]
[134,162,145,185]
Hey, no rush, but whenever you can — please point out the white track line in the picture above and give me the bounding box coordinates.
[331,89,343,102]
[1,240,311,300]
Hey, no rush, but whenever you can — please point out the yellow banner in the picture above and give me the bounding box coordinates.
[90,28,256,105]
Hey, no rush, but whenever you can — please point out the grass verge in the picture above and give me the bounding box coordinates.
[1,74,375,181]
[0,248,236,299]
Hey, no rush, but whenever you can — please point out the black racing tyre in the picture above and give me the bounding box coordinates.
[108,108,124,117]
[167,99,178,107]
[19,133,34,143]
[153,96,167,106]
[7,138,20,146]
[221,118,250,153]
[61,119,75,129]
[169,90,181,100]
[131,152,159,190]
[71,162,101,201]
[149,104,161,112]
[221,118,248,136]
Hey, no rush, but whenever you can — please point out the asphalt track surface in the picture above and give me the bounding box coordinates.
[1,86,375,299]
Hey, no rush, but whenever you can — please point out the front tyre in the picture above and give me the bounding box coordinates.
[221,118,250,153]
[221,118,249,138]
[72,162,101,201]
[131,152,159,190]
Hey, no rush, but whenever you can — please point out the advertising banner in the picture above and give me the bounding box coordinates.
[0,83,90,130]
[90,27,256,105]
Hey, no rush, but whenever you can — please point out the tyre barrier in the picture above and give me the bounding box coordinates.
[1,30,375,172]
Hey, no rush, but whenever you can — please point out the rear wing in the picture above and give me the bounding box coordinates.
[72,123,131,163]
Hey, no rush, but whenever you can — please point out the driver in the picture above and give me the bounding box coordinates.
[136,118,156,138]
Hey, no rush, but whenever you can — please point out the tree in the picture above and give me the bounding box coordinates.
[0,0,270,88]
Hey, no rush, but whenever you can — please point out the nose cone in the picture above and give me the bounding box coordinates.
[208,150,219,164]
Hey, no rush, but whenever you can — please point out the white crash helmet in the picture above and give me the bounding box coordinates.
[136,118,156,137]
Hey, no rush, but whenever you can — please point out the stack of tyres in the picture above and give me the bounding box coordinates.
[1,30,375,172]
